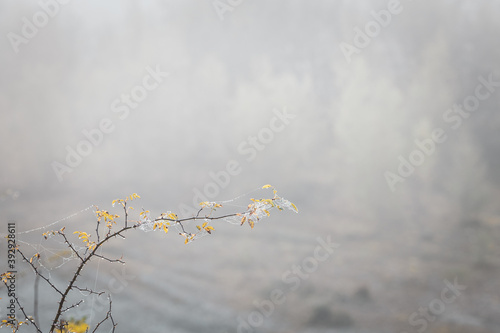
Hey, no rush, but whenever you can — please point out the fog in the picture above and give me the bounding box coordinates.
[1,1,499,332]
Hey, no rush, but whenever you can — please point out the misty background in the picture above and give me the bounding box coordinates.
[0,1,499,332]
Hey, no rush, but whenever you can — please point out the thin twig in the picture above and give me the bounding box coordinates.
[4,283,43,333]
[73,285,105,296]
[93,253,125,264]
[96,217,101,243]
[58,231,84,261]
[92,295,117,333]
[195,207,203,218]
[17,249,64,296]
[61,299,84,314]
[124,202,128,228]
[155,212,243,224]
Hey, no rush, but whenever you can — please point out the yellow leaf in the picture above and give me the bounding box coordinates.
[197,225,201,230]
[264,210,270,217]
[202,222,208,228]
[163,224,168,233]
[262,184,273,189]
[291,203,298,212]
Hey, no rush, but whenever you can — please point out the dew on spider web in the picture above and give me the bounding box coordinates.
[274,197,299,212]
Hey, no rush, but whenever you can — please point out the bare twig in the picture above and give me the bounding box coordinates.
[93,253,125,264]
[1,281,43,333]
[195,207,203,219]
[73,285,105,296]
[96,215,101,243]
[58,231,84,261]
[61,299,84,314]
[92,295,116,333]
[17,249,64,297]
[124,201,128,228]
[156,212,243,224]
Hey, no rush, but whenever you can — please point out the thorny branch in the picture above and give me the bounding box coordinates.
[1,187,297,333]
[61,300,84,314]
[16,249,64,297]
[91,295,116,333]
[1,279,42,333]
[73,285,105,296]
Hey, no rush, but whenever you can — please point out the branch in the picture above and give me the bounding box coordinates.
[93,253,125,264]
[91,295,116,333]
[155,212,242,224]
[49,224,137,332]
[61,299,83,314]
[153,212,243,236]
[73,285,105,296]
[1,280,42,333]
[96,215,101,243]
[195,207,203,218]
[17,249,64,297]
[58,231,84,261]
[34,187,295,332]
[124,201,128,228]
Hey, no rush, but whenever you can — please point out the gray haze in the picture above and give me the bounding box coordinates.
[1,1,499,332]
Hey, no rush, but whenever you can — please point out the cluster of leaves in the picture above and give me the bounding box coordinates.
[239,184,298,228]
[0,318,30,332]
[1,272,14,283]
[73,231,96,251]
[95,210,120,230]
[42,227,65,240]
[111,193,140,207]
[138,184,298,244]
[0,272,32,332]
[55,318,89,333]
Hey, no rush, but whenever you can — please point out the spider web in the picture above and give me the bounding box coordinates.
[0,187,298,272]
[136,186,298,242]
[1,206,96,277]
[0,186,298,328]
